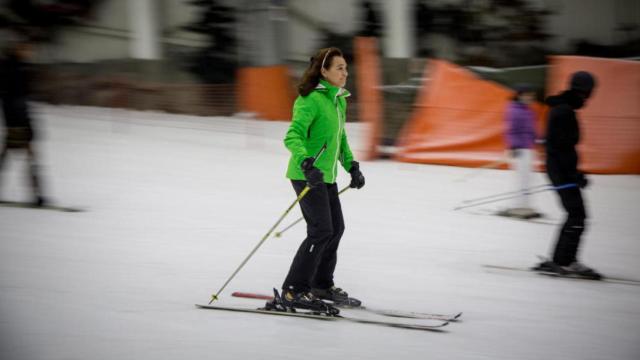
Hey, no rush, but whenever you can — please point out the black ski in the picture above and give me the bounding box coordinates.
[195,303,449,331]
[463,207,558,225]
[231,291,462,322]
[483,264,640,286]
[0,200,84,213]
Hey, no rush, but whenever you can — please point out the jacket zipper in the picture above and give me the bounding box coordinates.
[333,92,342,181]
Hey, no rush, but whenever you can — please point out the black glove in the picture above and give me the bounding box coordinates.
[301,157,324,188]
[577,172,589,188]
[349,161,365,189]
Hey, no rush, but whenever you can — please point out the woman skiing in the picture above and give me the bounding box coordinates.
[279,47,365,311]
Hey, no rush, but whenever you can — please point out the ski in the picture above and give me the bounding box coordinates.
[462,207,558,226]
[231,291,462,322]
[483,264,640,286]
[0,200,84,213]
[195,304,449,332]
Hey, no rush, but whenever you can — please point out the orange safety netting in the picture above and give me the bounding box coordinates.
[395,59,546,168]
[354,37,383,160]
[546,56,640,174]
[237,65,295,121]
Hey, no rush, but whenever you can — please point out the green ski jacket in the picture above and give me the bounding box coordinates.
[284,79,356,183]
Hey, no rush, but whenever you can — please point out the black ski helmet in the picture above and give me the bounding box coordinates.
[569,71,596,98]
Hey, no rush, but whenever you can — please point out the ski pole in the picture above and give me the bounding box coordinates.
[274,185,350,238]
[461,183,550,204]
[453,183,577,211]
[209,144,326,304]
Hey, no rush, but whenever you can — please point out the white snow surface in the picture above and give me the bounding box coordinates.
[1,104,639,360]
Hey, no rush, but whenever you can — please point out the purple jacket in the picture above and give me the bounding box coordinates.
[505,101,536,149]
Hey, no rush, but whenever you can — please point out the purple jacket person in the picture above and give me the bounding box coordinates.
[505,94,536,150]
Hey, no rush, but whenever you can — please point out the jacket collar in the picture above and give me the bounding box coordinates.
[316,79,351,100]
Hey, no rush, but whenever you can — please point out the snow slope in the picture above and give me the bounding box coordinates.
[1,105,639,360]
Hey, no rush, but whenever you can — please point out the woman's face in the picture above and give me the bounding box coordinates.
[322,56,348,88]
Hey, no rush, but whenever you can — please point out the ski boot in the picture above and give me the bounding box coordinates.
[33,195,48,207]
[269,288,339,316]
[311,286,362,307]
[532,259,561,273]
[561,262,602,280]
[532,259,602,280]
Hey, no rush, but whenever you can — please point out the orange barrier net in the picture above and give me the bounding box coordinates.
[237,65,295,121]
[395,59,546,168]
[354,37,383,160]
[546,56,640,174]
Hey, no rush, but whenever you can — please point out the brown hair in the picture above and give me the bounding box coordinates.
[297,47,344,96]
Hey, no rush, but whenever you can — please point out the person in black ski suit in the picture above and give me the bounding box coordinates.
[533,71,600,279]
[0,38,47,206]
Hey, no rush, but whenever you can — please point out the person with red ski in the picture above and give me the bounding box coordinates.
[278,47,365,311]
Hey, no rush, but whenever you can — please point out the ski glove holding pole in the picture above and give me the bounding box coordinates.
[349,161,365,189]
[576,171,589,188]
[301,157,324,188]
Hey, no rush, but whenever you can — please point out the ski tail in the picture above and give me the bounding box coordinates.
[232,291,274,300]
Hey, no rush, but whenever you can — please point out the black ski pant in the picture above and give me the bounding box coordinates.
[0,138,44,200]
[282,180,345,293]
[551,186,587,265]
